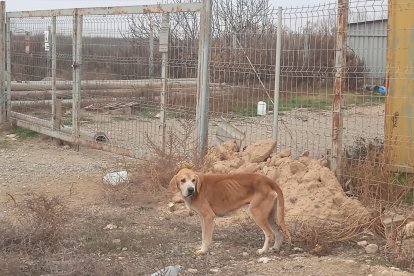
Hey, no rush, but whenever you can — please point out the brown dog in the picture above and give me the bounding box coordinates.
[169,168,291,255]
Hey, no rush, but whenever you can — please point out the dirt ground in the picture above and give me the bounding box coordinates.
[0,125,411,276]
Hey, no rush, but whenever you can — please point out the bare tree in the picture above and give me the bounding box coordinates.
[212,0,275,36]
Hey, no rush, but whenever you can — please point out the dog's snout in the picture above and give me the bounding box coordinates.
[187,187,195,194]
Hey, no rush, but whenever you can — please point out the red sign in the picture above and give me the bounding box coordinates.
[24,33,30,54]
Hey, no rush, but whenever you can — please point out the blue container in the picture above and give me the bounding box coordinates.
[378,86,386,95]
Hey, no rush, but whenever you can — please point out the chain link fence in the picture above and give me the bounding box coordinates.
[2,0,413,203]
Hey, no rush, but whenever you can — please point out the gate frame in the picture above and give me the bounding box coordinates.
[5,2,206,158]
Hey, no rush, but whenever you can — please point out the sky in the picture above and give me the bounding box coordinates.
[5,0,334,12]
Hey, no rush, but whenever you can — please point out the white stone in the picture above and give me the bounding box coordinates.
[257,257,271,264]
[168,202,176,212]
[357,240,368,247]
[103,223,118,230]
[187,268,198,274]
[103,171,128,185]
[365,244,378,254]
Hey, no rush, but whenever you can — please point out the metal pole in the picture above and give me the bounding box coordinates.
[51,16,58,130]
[149,21,154,78]
[331,0,348,177]
[72,10,82,150]
[47,26,51,78]
[5,14,10,120]
[272,6,282,141]
[160,13,169,153]
[0,1,5,123]
[196,0,212,159]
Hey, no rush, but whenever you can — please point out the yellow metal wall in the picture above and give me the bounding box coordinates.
[385,0,414,173]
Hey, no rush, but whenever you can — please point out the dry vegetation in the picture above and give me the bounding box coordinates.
[1,123,414,275]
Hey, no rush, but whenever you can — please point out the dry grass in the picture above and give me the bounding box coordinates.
[1,193,70,256]
[290,213,374,255]
[341,137,414,205]
[138,118,209,191]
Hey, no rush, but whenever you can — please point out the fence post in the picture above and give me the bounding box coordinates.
[0,1,5,123]
[5,9,10,120]
[196,0,212,159]
[149,21,154,78]
[72,10,82,149]
[160,13,169,153]
[272,6,282,142]
[51,16,60,130]
[331,0,348,177]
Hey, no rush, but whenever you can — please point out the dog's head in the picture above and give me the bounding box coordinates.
[169,168,200,198]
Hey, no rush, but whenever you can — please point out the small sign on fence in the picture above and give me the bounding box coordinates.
[24,32,30,54]
[44,30,49,51]
[159,21,169,53]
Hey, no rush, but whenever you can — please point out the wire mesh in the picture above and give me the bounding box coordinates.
[9,16,72,127]
[5,0,414,204]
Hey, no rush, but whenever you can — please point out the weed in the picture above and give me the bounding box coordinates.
[1,193,70,255]
[0,139,10,149]
[341,137,414,204]
[13,126,38,138]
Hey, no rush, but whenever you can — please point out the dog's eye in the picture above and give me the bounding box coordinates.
[192,179,196,183]
[180,178,186,183]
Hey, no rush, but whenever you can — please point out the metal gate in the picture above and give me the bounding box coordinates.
[4,2,207,158]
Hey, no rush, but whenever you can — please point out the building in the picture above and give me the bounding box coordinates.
[347,19,387,83]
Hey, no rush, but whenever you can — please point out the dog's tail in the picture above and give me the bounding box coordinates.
[272,181,292,243]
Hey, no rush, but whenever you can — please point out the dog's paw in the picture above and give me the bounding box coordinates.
[195,249,207,255]
[256,248,267,255]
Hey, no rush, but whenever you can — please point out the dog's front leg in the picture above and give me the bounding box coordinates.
[196,214,214,255]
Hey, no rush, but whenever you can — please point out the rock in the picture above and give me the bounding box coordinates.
[222,139,239,152]
[242,252,249,257]
[357,240,368,247]
[257,257,271,264]
[293,247,303,253]
[209,268,220,273]
[235,162,259,173]
[365,244,378,254]
[168,202,176,212]
[403,221,414,238]
[279,148,291,158]
[103,171,128,185]
[289,161,306,175]
[103,223,118,230]
[273,157,289,167]
[63,144,70,150]
[243,139,277,163]
[301,169,321,182]
[112,239,121,244]
[5,134,17,139]
[187,268,198,274]
[151,265,182,276]
[381,212,406,226]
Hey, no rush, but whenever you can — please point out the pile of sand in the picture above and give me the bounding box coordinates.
[205,139,370,224]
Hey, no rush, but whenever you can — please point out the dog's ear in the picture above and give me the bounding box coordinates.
[169,175,178,192]
[194,174,201,194]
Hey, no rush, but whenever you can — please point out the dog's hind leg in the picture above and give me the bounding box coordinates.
[269,199,283,251]
[249,192,276,254]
